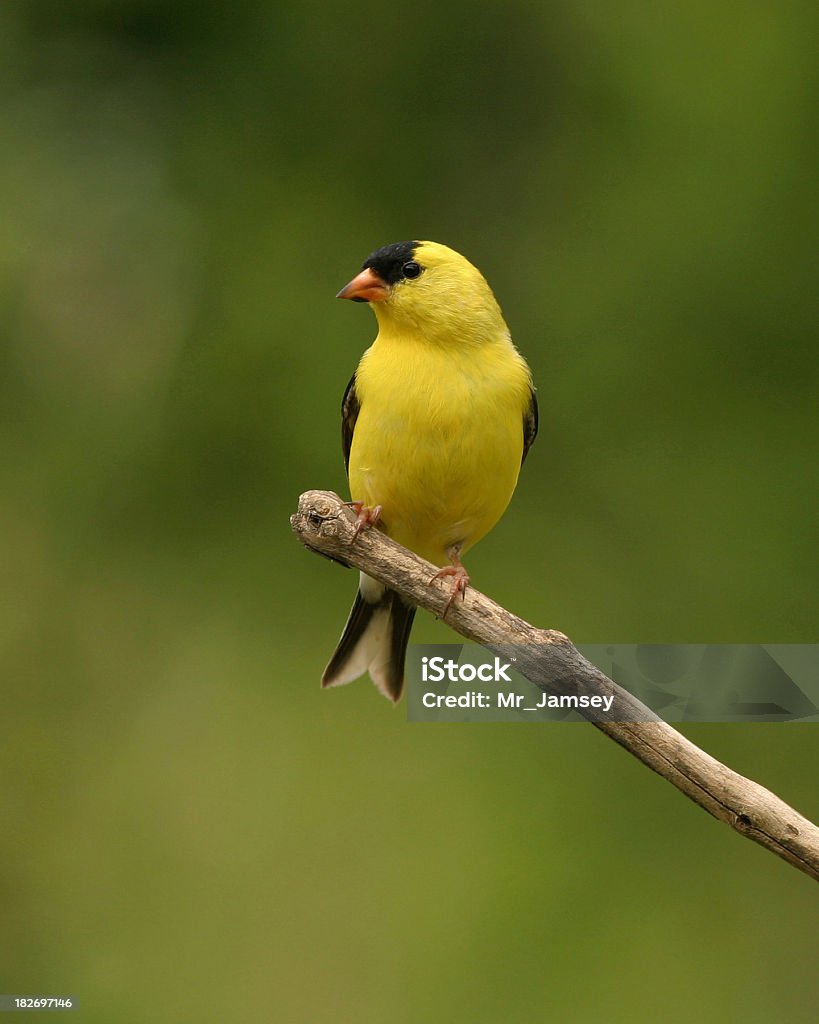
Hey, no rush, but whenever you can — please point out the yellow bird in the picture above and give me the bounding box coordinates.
[322,240,537,702]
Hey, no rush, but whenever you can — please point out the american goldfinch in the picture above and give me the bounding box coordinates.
[322,240,537,702]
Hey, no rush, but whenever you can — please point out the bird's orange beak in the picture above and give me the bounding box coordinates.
[336,267,389,303]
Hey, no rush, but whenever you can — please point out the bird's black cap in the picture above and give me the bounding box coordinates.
[362,240,419,285]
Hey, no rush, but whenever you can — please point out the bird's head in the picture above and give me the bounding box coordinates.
[337,240,507,346]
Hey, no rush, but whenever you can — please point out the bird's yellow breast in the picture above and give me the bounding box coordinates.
[349,330,531,564]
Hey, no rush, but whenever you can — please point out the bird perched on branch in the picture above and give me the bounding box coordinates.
[321,240,537,702]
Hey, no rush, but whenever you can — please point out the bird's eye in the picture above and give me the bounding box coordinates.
[402,261,422,279]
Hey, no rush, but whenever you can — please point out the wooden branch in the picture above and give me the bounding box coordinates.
[291,489,819,883]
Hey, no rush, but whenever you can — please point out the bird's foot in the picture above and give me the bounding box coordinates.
[345,501,383,539]
[429,549,470,617]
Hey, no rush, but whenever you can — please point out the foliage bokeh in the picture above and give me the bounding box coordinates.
[1,2,816,1021]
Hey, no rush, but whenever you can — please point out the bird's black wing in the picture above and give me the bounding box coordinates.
[521,387,538,466]
[341,374,360,476]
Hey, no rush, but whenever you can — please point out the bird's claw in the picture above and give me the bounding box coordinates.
[345,501,382,539]
[429,563,470,617]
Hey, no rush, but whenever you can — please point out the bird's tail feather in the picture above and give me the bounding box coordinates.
[322,574,416,703]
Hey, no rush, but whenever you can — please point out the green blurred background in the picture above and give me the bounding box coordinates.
[1,2,816,1021]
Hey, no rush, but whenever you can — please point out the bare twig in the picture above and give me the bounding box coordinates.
[291,489,819,883]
